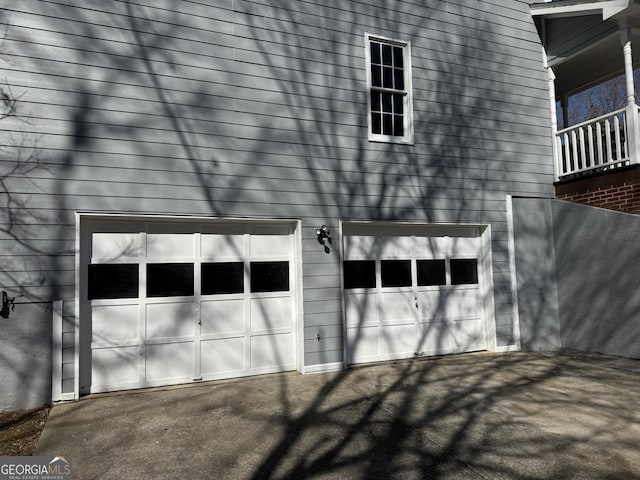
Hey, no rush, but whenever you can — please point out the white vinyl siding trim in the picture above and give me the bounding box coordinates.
[365,33,414,144]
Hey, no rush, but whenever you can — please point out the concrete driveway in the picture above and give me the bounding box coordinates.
[35,352,640,479]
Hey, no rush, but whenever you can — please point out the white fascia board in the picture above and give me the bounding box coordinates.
[603,4,630,19]
[530,0,629,20]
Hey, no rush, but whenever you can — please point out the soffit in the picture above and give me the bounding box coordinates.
[531,0,632,21]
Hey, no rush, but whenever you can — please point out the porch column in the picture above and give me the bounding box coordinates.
[543,48,560,181]
[621,26,640,164]
[548,67,560,181]
[560,95,569,131]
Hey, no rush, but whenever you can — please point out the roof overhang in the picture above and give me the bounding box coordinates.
[530,0,631,21]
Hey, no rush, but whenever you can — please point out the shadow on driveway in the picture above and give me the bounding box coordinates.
[36,352,640,479]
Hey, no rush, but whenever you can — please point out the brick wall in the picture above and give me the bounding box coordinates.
[555,165,640,214]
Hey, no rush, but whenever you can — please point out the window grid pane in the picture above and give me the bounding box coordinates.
[393,94,403,115]
[393,116,404,136]
[344,260,376,289]
[383,114,393,135]
[371,65,382,88]
[417,260,446,286]
[394,69,404,90]
[372,112,382,134]
[368,37,409,140]
[382,93,392,113]
[450,259,479,285]
[202,262,244,295]
[250,261,289,293]
[383,66,393,88]
[371,42,381,64]
[371,91,381,112]
[381,260,412,287]
[393,46,404,69]
[88,264,139,300]
[147,263,194,297]
[382,44,392,65]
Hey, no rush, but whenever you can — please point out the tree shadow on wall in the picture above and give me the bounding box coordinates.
[4,2,631,478]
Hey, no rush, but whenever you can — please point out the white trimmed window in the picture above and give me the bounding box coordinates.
[366,33,414,144]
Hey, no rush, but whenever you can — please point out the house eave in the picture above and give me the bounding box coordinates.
[530,0,630,20]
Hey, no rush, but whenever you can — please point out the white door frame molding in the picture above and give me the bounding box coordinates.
[339,221,498,366]
[75,213,303,396]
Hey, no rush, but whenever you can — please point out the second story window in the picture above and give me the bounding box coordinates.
[366,34,414,144]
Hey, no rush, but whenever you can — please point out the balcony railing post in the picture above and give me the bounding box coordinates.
[624,103,639,165]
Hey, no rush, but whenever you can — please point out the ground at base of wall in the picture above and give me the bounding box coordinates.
[0,406,50,456]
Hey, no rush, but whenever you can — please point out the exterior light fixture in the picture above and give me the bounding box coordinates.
[316,225,332,253]
[1,290,16,319]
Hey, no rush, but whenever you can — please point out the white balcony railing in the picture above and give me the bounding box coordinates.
[554,108,631,179]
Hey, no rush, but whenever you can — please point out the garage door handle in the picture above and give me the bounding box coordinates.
[415,297,419,309]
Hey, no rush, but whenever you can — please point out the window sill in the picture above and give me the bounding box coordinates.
[368,135,414,145]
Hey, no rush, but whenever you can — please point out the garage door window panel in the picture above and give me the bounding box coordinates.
[343,260,376,289]
[450,259,478,285]
[88,264,139,300]
[147,263,194,297]
[202,262,244,295]
[417,259,446,286]
[250,261,289,293]
[381,260,412,287]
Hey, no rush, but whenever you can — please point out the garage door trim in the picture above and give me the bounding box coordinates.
[339,221,497,366]
[76,214,304,396]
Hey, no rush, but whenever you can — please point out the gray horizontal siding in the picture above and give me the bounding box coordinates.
[3,166,555,198]
[0,0,553,378]
[1,119,553,163]
[2,104,552,144]
[0,147,555,184]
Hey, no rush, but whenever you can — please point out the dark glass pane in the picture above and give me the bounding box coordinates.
[393,46,404,68]
[344,260,376,289]
[88,264,138,300]
[393,115,404,137]
[393,94,403,114]
[383,114,393,135]
[371,90,381,112]
[451,259,478,285]
[202,262,243,295]
[381,260,411,287]
[382,44,392,65]
[383,66,393,88]
[382,92,392,112]
[371,65,381,87]
[372,112,382,134]
[417,260,446,286]
[394,69,404,90]
[250,261,289,293]
[147,263,194,297]
[370,41,381,64]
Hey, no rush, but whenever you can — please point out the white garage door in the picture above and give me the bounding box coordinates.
[83,220,297,393]
[343,227,487,364]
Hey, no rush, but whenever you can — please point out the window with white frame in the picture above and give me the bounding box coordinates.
[366,33,413,144]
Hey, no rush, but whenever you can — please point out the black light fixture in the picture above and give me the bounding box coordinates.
[316,225,331,253]
[1,290,16,319]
